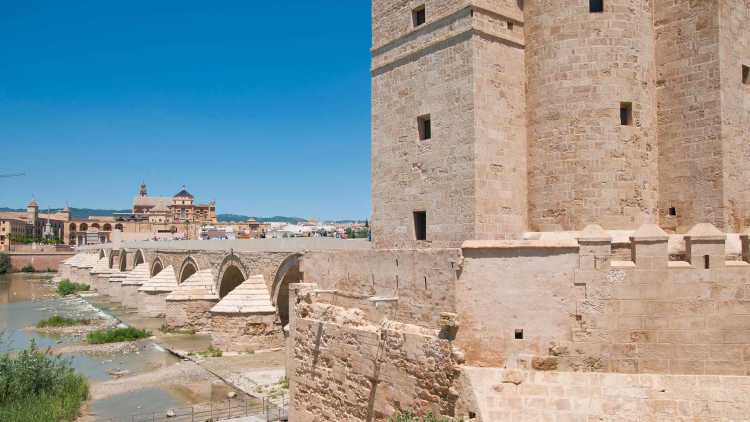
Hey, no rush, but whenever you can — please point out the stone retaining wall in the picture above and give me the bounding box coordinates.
[165,299,218,332]
[210,313,284,352]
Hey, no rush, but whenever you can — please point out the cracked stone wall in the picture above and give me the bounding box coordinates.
[290,302,459,422]
[210,313,284,352]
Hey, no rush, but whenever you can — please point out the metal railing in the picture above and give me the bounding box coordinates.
[100,395,288,422]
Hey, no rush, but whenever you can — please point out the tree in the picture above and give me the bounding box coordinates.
[0,253,9,274]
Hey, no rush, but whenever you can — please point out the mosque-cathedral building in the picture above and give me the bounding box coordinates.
[0,184,217,250]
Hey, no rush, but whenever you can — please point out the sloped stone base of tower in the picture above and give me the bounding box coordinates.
[138,291,170,317]
[210,313,283,352]
[165,299,218,332]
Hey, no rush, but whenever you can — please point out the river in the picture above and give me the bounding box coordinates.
[0,272,227,421]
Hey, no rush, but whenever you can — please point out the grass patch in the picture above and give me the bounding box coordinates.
[190,346,223,358]
[86,327,151,344]
[389,412,455,422]
[0,341,88,422]
[279,376,289,389]
[159,323,195,335]
[56,280,90,296]
[36,315,90,328]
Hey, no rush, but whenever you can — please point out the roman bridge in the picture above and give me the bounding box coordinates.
[60,238,370,352]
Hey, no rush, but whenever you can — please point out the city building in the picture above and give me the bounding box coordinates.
[0,200,67,251]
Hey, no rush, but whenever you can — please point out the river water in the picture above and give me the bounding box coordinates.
[0,273,216,420]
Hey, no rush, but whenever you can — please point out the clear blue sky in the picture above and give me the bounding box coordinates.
[0,1,372,221]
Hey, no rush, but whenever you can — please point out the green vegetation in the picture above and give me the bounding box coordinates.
[56,280,90,296]
[36,315,90,328]
[279,376,289,389]
[190,345,223,358]
[0,341,88,421]
[345,226,370,239]
[86,327,151,344]
[389,412,455,422]
[159,322,195,335]
[0,253,9,274]
[20,264,35,273]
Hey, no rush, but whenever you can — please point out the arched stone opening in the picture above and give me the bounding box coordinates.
[69,223,76,231]
[119,250,128,272]
[103,223,112,231]
[92,223,100,229]
[151,258,164,277]
[99,250,105,260]
[115,223,123,231]
[80,223,88,231]
[134,249,145,266]
[178,257,198,283]
[108,252,116,269]
[271,254,302,328]
[218,265,246,299]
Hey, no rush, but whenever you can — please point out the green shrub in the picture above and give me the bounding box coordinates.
[56,280,89,296]
[389,412,455,422]
[0,341,88,421]
[36,315,90,328]
[0,253,9,274]
[20,265,35,273]
[86,327,151,344]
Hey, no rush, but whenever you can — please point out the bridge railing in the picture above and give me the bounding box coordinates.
[99,395,288,422]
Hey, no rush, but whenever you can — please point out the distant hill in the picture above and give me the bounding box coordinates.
[217,214,307,224]
[0,207,331,224]
[0,207,129,219]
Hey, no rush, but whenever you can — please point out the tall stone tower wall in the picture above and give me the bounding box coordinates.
[656,0,750,233]
[371,1,528,248]
[525,0,658,231]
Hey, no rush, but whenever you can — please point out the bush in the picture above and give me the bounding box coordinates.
[0,341,88,421]
[86,327,151,344]
[389,412,455,422]
[0,253,9,274]
[36,315,90,328]
[56,280,89,296]
[20,265,35,273]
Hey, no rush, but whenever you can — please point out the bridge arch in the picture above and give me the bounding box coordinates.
[216,254,248,299]
[271,253,302,328]
[69,223,76,231]
[133,249,145,266]
[108,251,116,269]
[178,256,199,283]
[92,223,100,229]
[150,257,164,277]
[103,223,112,231]
[118,249,128,271]
[80,223,88,231]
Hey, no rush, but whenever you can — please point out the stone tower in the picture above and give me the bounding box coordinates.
[525,0,658,231]
[371,0,527,248]
[370,0,750,247]
[656,0,750,233]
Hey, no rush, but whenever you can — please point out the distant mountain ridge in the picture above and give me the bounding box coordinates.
[0,207,360,224]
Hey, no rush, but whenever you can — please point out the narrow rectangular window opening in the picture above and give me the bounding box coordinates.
[704,255,710,269]
[590,0,604,12]
[418,114,431,140]
[507,20,514,31]
[412,5,426,27]
[668,207,677,216]
[413,211,427,241]
[743,65,749,85]
[514,329,524,340]
[620,102,633,126]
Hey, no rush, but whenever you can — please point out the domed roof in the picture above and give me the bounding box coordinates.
[173,185,194,199]
[27,198,38,207]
